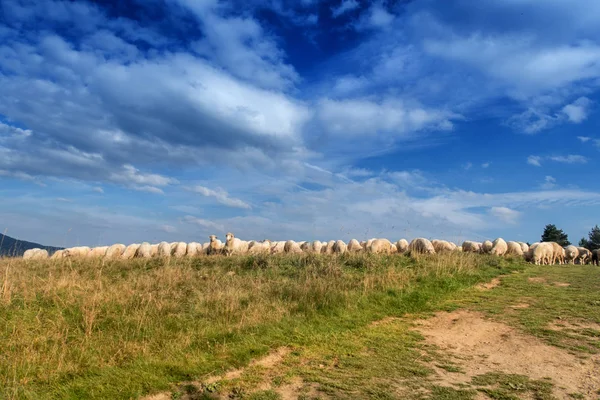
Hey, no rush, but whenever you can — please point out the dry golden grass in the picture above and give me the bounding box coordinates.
[0,252,519,399]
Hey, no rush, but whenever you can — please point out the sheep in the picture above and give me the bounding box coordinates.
[396,239,409,254]
[23,248,48,260]
[368,238,394,254]
[490,238,508,256]
[321,240,335,254]
[248,240,271,254]
[347,239,362,252]
[310,240,323,254]
[533,242,553,265]
[524,242,540,262]
[592,249,599,266]
[105,244,126,259]
[518,242,529,254]
[505,241,524,257]
[481,240,493,254]
[576,247,591,264]
[332,240,347,254]
[121,244,140,260]
[150,244,159,257]
[158,241,171,257]
[270,241,285,254]
[170,242,178,252]
[172,242,188,258]
[136,242,152,259]
[548,242,565,264]
[50,249,65,259]
[564,245,579,265]
[186,242,202,257]
[461,241,481,253]
[64,246,91,258]
[284,240,303,254]
[409,238,435,255]
[87,246,108,258]
[224,233,249,256]
[207,235,224,255]
[432,240,454,253]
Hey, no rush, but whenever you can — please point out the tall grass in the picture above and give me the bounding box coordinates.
[0,252,521,399]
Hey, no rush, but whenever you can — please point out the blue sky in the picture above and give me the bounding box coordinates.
[1,0,599,248]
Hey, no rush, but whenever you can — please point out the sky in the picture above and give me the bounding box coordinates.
[0,0,599,248]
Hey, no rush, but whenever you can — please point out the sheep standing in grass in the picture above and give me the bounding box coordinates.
[548,242,565,264]
[461,241,481,254]
[490,238,508,256]
[270,241,285,254]
[186,242,202,257]
[409,238,435,255]
[481,240,493,254]
[64,246,91,258]
[150,244,159,257]
[23,248,48,260]
[284,240,303,254]
[576,247,591,264]
[224,233,249,256]
[50,249,65,259]
[505,241,523,257]
[158,242,172,257]
[396,239,409,254]
[87,246,109,258]
[432,240,454,253]
[347,239,362,252]
[105,244,126,259]
[121,244,140,260]
[368,238,394,254]
[248,240,271,254]
[207,235,223,255]
[518,242,529,254]
[333,240,347,254]
[136,242,152,258]
[533,242,553,265]
[564,245,579,265]
[310,241,323,254]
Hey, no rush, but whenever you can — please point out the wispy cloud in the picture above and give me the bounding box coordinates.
[489,207,521,225]
[527,155,542,167]
[548,155,588,164]
[187,185,251,209]
[331,0,359,18]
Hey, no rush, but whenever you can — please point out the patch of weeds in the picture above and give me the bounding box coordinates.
[472,372,555,400]
[567,393,585,399]
[245,389,281,400]
[429,385,477,399]
[435,364,463,373]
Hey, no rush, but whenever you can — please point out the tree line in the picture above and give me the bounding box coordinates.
[539,224,600,249]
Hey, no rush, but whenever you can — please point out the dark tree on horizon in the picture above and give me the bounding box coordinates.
[541,224,570,246]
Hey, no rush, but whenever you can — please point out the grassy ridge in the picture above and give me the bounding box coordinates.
[0,253,524,399]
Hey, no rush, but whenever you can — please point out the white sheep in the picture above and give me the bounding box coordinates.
[158,241,171,257]
[50,249,65,259]
[409,238,435,255]
[518,242,529,254]
[396,239,409,254]
[64,246,91,258]
[207,235,224,255]
[533,242,553,265]
[87,246,109,258]
[186,242,202,257]
[248,240,271,254]
[432,240,454,253]
[505,241,523,257]
[347,239,362,252]
[105,244,126,259]
[368,238,394,254]
[270,241,285,254]
[284,240,303,254]
[121,244,140,260]
[332,240,347,254]
[150,244,159,257]
[136,242,152,259]
[172,242,188,258]
[490,238,508,256]
[481,240,493,254]
[23,248,49,260]
[461,241,481,253]
[577,247,591,264]
[224,233,249,256]
[564,245,579,264]
[548,242,565,264]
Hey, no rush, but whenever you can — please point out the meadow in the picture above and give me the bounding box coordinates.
[1,253,598,399]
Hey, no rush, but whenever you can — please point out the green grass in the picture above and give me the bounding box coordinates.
[0,252,522,399]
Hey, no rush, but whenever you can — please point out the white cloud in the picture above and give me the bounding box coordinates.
[540,175,557,190]
[562,97,592,123]
[182,215,225,232]
[188,185,251,209]
[481,162,490,168]
[578,136,592,143]
[548,155,588,164]
[92,186,104,193]
[527,155,542,167]
[331,0,359,18]
[490,206,521,224]
[463,162,473,170]
[355,3,395,30]
[161,224,177,233]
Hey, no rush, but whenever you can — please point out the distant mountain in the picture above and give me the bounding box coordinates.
[0,234,63,257]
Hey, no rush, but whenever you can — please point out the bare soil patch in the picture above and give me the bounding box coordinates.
[414,310,600,398]
[476,278,501,291]
[552,282,571,287]
[527,277,547,284]
[509,303,530,309]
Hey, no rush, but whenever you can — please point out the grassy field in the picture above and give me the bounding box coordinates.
[0,253,598,399]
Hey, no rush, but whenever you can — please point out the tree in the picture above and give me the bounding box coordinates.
[541,224,570,246]
[579,237,590,248]
[585,225,600,250]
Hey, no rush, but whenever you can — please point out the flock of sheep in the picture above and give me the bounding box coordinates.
[19,233,600,265]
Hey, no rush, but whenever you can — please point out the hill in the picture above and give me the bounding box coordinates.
[0,233,63,257]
